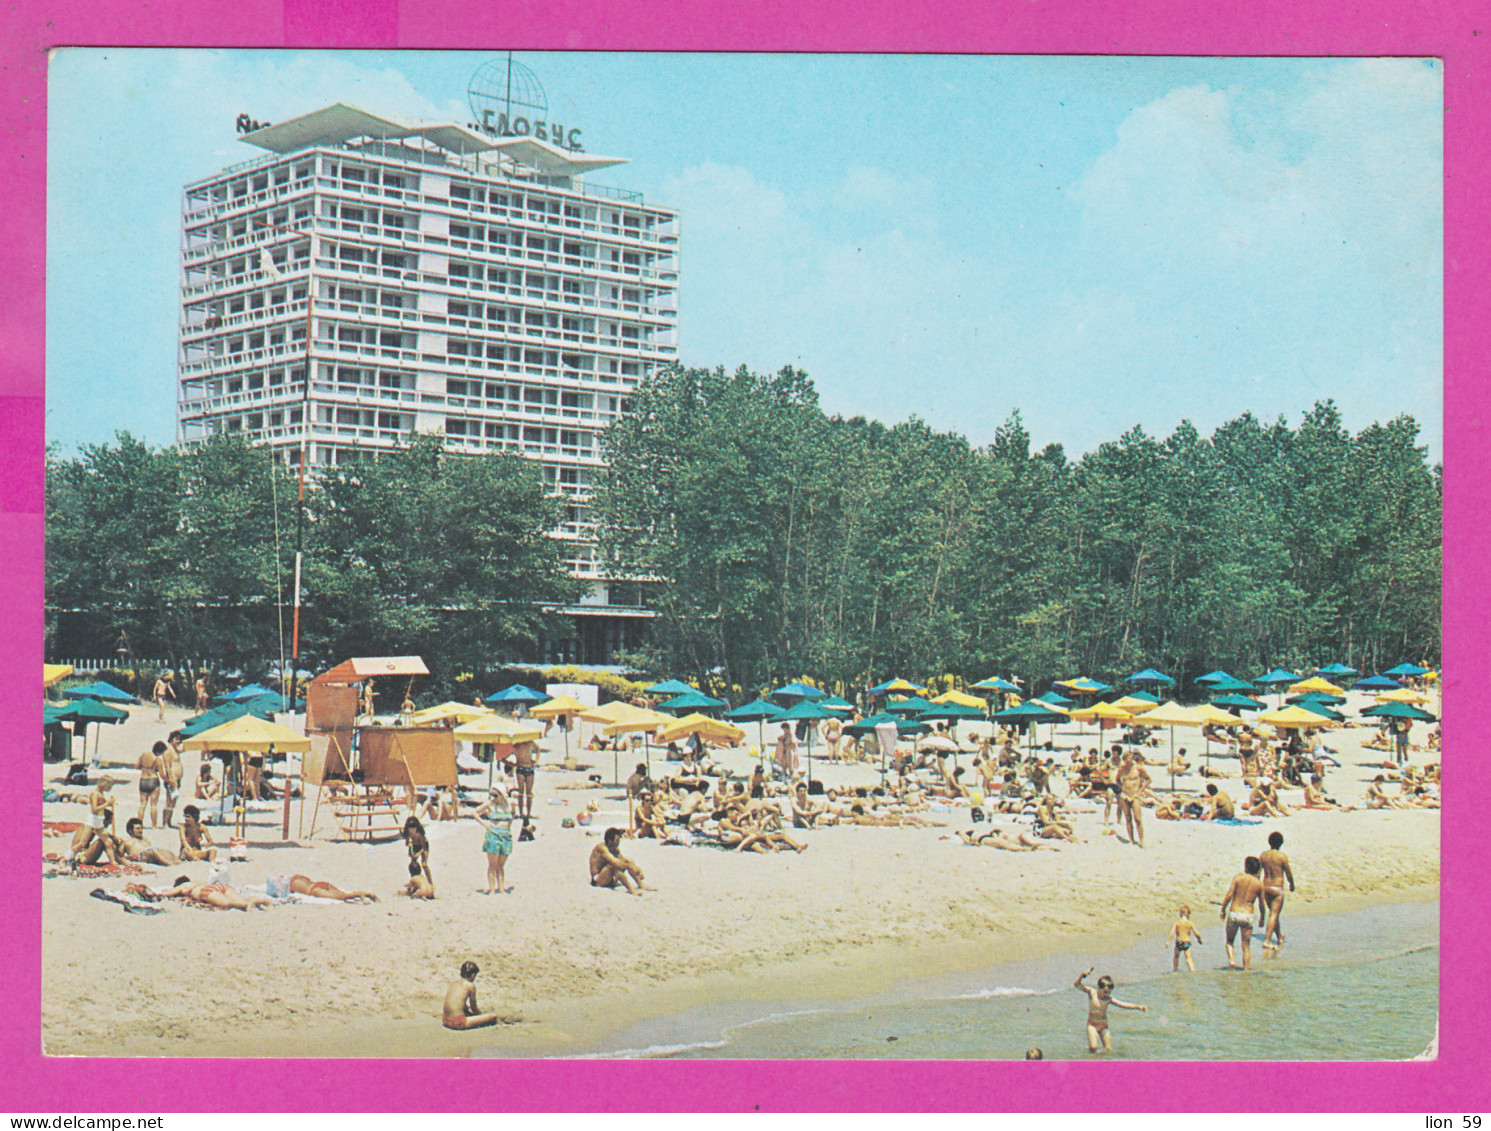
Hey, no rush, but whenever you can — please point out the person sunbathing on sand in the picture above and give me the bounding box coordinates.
[1365,775,1410,810]
[957,827,1054,851]
[404,861,436,899]
[120,818,180,866]
[589,827,652,893]
[1247,780,1290,819]
[634,792,668,839]
[158,874,271,911]
[177,804,218,862]
[1302,775,1352,810]
[290,874,379,903]
[442,961,506,1030]
[1204,783,1235,820]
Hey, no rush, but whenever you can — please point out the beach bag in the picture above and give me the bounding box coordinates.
[265,873,290,899]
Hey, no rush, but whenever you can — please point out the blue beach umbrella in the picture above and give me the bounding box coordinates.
[1353,675,1404,691]
[62,681,139,705]
[644,678,695,697]
[1195,670,1235,685]
[1254,669,1301,687]
[726,698,784,750]
[1127,668,1175,686]
[773,681,828,701]
[486,684,549,705]
[1383,663,1430,678]
[658,690,727,716]
[1316,663,1359,678]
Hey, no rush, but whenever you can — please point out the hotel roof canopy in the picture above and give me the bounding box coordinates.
[240,103,628,177]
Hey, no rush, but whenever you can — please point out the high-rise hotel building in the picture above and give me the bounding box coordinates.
[176,101,678,663]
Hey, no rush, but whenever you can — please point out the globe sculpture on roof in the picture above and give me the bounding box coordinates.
[468,55,555,138]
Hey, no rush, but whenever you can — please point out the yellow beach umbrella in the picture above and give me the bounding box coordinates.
[453,715,544,744]
[1375,688,1430,705]
[1110,695,1158,715]
[880,678,921,693]
[44,664,74,688]
[578,699,647,725]
[656,712,746,746]
[1070,701,1134,723]
[931,689,986,709]
[528,694,587,719]
[603,707,673,737]
[1258,706,1338,730]
[182,714,311,753]
[408,701,494,726]
[1192,702,1241,772]
[1135,701,1206,788]
[1288,676,1346,696]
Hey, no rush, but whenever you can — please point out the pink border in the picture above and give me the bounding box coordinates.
[2,0,1483,1112]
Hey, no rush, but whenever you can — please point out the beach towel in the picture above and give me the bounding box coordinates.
[89,887,165,915]
[1213,817,1264,826]
[43,821,83,837]
[43,853,152,878]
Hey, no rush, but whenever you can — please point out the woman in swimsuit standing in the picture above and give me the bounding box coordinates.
[136,743,163,828]
[474,788,514,895]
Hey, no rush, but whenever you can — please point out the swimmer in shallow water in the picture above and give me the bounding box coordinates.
[1166,905,1202,972]
[1074,967,1147,1053]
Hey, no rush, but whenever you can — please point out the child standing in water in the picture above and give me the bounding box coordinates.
[1074,967,1147,1054]
[1166,906,1203,972]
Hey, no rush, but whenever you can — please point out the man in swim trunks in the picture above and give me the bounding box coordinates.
[153,674,175,721]
[136,741,164,828]
[1116,752,1151,848]
[508,740,537,821]
[442,961,506,1030]
[177,804,218,863]
[1259,831,1295,954]
[195,675,209,711]
[1220,855,1267,970]
[160,735,184,828]
[1204,782,1235,821]
[120,817,181,866]
[589,827,650,894]
[1074,967,1146,1053]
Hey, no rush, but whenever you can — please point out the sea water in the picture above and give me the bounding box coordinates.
[507,900,1438,1061]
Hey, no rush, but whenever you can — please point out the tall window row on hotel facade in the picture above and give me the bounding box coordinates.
[177,105,677,664]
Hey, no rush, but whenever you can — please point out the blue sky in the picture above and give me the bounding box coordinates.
[47,50,1442,460]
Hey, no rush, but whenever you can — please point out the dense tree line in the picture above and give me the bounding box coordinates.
[595,364,1441,695]
[45,431,578,690]
[46,366,1440,702]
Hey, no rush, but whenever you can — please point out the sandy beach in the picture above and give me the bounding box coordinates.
[40,695,1440,1058]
